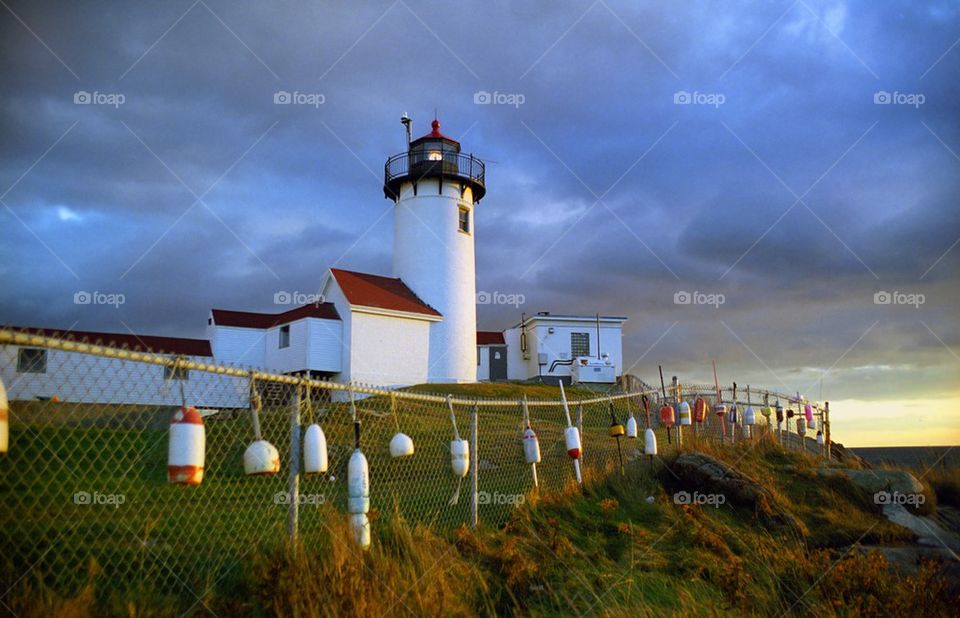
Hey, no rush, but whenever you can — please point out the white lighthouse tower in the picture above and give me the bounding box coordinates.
[384,117,486,383]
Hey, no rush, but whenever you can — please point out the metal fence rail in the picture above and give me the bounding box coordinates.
[0,329,831,610]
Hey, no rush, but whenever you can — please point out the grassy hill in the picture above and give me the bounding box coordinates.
[10,430,958,616]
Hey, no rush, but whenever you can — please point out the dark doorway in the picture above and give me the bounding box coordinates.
[489,346,507,381]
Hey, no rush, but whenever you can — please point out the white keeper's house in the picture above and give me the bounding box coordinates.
[1,117,626,403]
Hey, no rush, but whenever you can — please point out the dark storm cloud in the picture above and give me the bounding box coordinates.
[1,0,958,403]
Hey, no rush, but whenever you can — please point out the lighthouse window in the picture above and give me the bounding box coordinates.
[571,333,590,358]
[458,207,470,234]
[17,348,47,374]
[279,325,291,349]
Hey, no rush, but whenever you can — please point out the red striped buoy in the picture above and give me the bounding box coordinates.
[168,406,205,485]
[693,397,707,423]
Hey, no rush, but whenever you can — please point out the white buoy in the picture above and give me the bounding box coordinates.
[523,427,541,464]
[348,399,371,549]
[0,376,8,454]
[644,427,658,456]
[678,401,692,426]
[389,432,415,458]
[744,406,756,426]
[351,513,370,548]
[304,423,329,473]
[245,389,280,476]
[244,439,281,475]
[625,413,639,438]
[816,430,825,446]
[558,381,582,484]
[348,448,370,514]
[450,438,470,477]
[168,406,205,485]
[564,425,582,459]
[521,396,540,487]
[348,447,370,550]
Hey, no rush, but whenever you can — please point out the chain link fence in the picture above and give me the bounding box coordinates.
[0,329,831,609]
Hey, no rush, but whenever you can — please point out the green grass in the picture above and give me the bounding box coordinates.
[3,387,957,616]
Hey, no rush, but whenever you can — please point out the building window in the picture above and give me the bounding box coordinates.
[164,365,189,381]
[458,207,470,234]
[571,333,590,358]
[279,325,290,349]
[17,348,47,373]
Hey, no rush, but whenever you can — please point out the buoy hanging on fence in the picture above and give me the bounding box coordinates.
[302,386,328,473]
[693,397,707,423]
[808,418,817,431]
[775,400,784,424]
[523,426,541,464]
[796,417,806,438]
[644,427,658,457]
[564,426,582,459]
[389,433,415,458]
[712,360,727,440]
[641,393,657,469]
[304,422,329,473]
[743,387,756,436]
[347,405,371,550]
[658,366,675,444]
[521,395,540,488]
[625,399,639,439]
[447,397,470,478]
[445,395,470,505]
[678,400,692,426]
[0,376,8,454]
[559,381,582,484]
[608,402,626,474]
[804,402,814,426]
[168,406,205,485]
[244,386,281,476]
[816,430,825,446]
[387,394,415,458]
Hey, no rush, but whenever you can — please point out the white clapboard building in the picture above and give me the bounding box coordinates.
[1,117,627,404]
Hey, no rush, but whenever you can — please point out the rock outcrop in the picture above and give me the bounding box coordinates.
[671,452,804,533]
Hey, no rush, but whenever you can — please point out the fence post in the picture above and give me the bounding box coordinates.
[470,403,479,529]
[287,383,302,541]
[672,376,681,448]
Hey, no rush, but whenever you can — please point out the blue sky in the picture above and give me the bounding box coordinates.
[1,1,958,444]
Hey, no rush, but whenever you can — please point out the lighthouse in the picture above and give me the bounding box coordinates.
[384,117,486,383]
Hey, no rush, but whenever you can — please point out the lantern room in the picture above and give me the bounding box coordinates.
[384,119,486,201]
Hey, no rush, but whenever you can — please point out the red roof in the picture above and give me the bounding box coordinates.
[477,331,505,345]
[330,269,441,317]
[413,119,459,145]
[210,304,340,329]
[9,326,212,357]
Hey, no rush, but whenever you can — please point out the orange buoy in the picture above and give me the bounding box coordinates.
[168,406,205,485]
[693,397,707,423]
